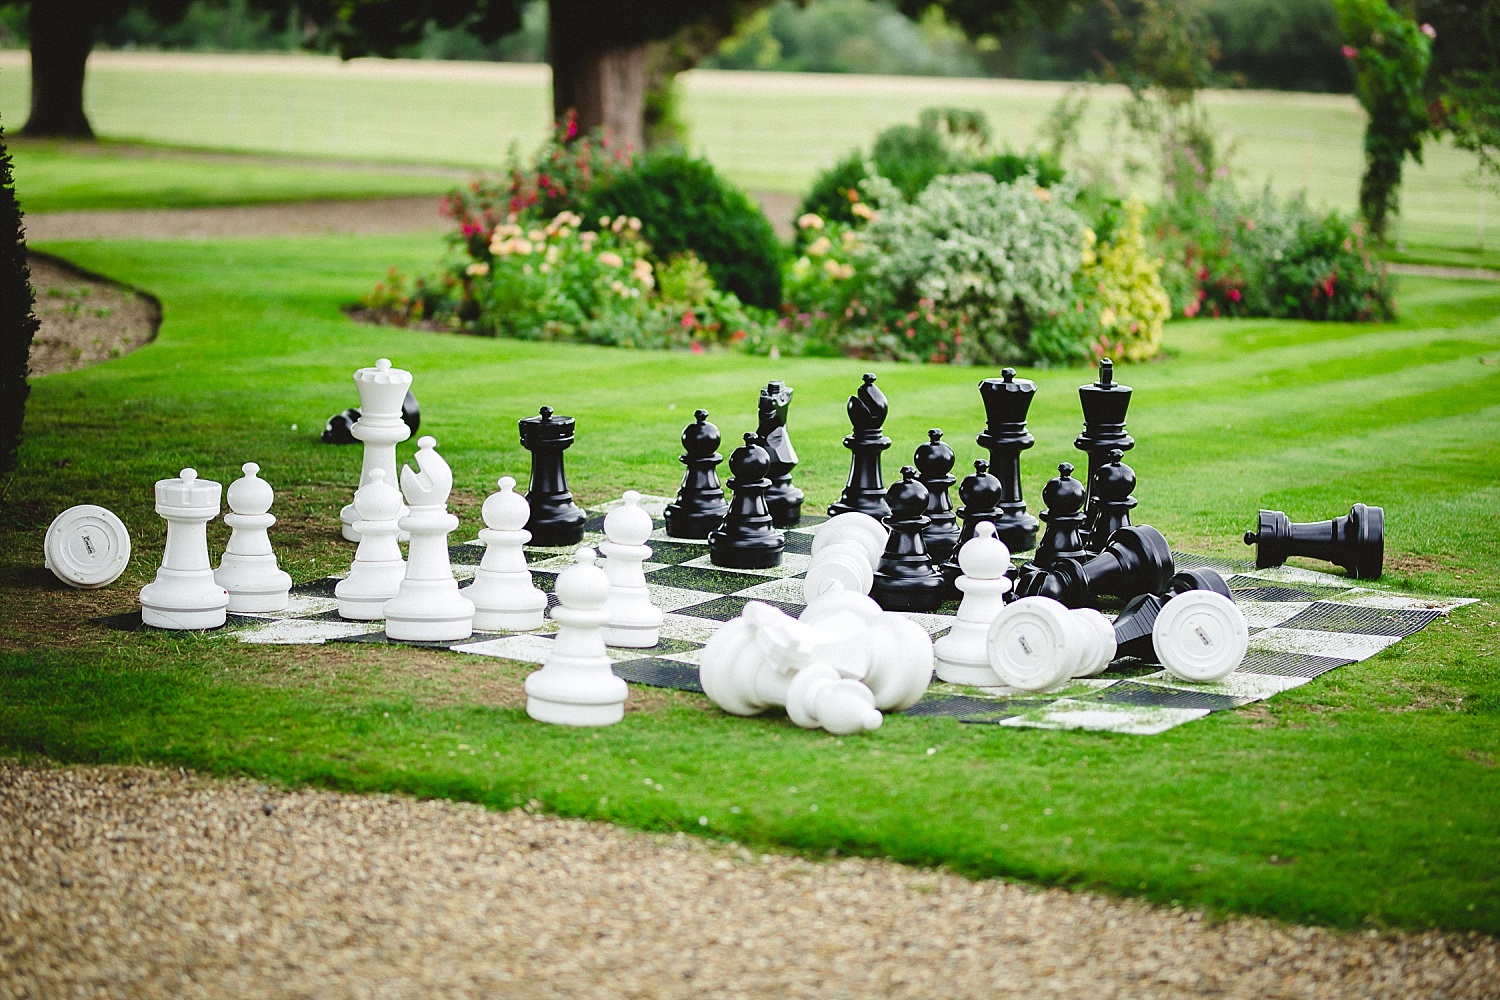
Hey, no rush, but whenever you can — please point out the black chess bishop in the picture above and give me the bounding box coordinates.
[757,380,804,527]
[913,429,960,564]
[665,409,731,539]
[518,405,586,547]
[871,466,947,612]
[829,373,892,519]
[710,433,786,569]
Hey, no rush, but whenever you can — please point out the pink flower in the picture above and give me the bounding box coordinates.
[690,341,704,354]
[1342,45,1359,59]
[1228,288,1242,302]
[1421,23,1436,39]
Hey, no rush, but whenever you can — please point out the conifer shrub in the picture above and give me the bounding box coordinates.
[0,127,37,475]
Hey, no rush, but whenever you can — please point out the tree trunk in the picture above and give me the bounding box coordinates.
[549,2,648,148]
[22,1,102,138]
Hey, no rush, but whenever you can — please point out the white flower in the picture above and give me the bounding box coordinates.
[598,251,624,268]
[465,262,490,276]
[797,213,824,230]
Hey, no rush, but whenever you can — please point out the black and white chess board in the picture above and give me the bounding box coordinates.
[96,494,1475,736]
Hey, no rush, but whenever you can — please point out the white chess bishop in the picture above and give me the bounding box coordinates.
[465,476,547,631]
[802,511,886,602]
[139,468,229,630]
[340,358,412,542]
[600,490,663,647]
[336,468,407,620]
[382,436,474,642]
[525,548,629,726]
[934,522,1012,685]
[215,462,292,613]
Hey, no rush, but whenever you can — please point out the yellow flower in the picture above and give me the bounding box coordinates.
[806,236,832,257]
[797,213,825,230]
[597,251,624,268]
[1100,307,1118,329]
[465,262,490,277]
[850,202,876,221]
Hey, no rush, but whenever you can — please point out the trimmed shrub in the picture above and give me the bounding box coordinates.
[581,150,783,309]
[0,128,37,475]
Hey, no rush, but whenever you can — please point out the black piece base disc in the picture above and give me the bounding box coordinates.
[871,574,947,612]
[709,537,784,570]
[664,504,727,540]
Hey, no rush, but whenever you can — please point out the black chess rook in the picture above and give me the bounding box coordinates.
[1243,503,1384,580]
[1074,358,1134,526]
[710,433,786,569]
[828,373,892,519]
[871,466,946,612]
[1032,462,1090,572]
[1016,524,1175,608]
[665,409,731,539]
[914,429,960,564]
[518,405,587,547]
[757,380,804,527]
[976,368,1040,552]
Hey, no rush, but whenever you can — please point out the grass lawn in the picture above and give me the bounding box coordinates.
[5,139,463,213]
[0,232,1496,935]
[1,50,1495,260]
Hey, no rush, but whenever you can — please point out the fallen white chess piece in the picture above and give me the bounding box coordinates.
[801,511,888,602]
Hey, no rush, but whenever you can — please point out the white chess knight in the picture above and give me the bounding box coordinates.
[382,436,475,642]
[525,548,629,726]
[339,358,413,542]
[466,476,547,631]
[335,468,407,620]
[600,490,663,647]
[933,522,1012,685]
[139,468,230,629]
[214,462,292,613]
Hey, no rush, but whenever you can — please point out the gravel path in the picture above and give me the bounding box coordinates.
[3,763,1496,1000]
[25,196,450,242]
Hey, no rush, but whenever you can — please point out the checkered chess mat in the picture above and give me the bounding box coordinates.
[95,495,1477,736]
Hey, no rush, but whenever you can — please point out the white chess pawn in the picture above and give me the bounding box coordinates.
[986,596,1115,692]
[525,548,628,726]
[600,490,663,647]
[466,476,547,631]
[139,468,229,629]
[215,462,292,613]
[934,522,1012,685]
[336,468,406,620]
[382,436,474,642]
[340,358,413,541]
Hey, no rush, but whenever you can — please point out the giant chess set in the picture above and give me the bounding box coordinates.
[53,357,1474,736]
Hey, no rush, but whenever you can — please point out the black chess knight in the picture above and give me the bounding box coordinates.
[976,368,1040,552]
[1074,358,1134,522]
[518,405,587,547]
[757,380,803,527]
[829,373,892,519]
[709,433,786,569]
[664,409,730,539]
[1031,463,1090,572]
[871,467,946,612]
[914,429,960,564]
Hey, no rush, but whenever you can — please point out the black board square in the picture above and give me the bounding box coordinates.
[675,595,804,622]
[584,513,608,534]
[290,577,343,598]
[90,611,263,633]
[782,531,814,555]
[449,543,486,563]
[1276,602,1442,637]
[612,657,703,693]
[645,539,711,565]
[1099,680,1248,712]
[1235,649,1353,678]
[629,636,704,657]
[905,696,1021,720]
[1225,576,1351,602]
[645,564,770,595]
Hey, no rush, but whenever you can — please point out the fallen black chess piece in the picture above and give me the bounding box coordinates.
[1015,523,1176,608]
[320,390,421,444]
[1243,503,1384,580]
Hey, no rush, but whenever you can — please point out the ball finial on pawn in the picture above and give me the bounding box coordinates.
[604,489,653,546]
[482,475,531,532]
[555,546,610,610]
[958,521,1012,580]
[354,467,404,521]
[1043,462,1086,515]
[1093,448,1136,501]
[227,461,274,515]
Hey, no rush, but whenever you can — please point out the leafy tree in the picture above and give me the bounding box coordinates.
[0,123,39,474]
[1418,0,1500,187]
[1335,0,1434,240]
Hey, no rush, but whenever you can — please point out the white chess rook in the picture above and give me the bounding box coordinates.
[934,522,1012,685]
[382,436,474,641]
[466,476,547,631]
[340,358,413,542]
[600,490,663,647]
[336,468,407,620]
[215,462,292,613]
[140,468,229,629]
[525,548,629,726]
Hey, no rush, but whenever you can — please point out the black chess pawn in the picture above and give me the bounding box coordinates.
[913,429,960,564]
[665,409,731,539]
[518,405,587,547]
[1086,449,1137,553]
[757,380,803,527]
[976,368,1040,552]
[1111,568,1236,661]
[871,466,946,612]
[1031,463,1090,571]
[829,373,892,519]
[710,433,786,569]
[1074,358,1134,517]
[1014,524,1175,608]
[939,459,1004,590]
[1243,503,1384,580]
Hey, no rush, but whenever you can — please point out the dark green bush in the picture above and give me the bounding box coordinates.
[0,127,37,475]
[582,150,782,309]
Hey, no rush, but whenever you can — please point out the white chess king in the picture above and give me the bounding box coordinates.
[382,436,474,642]
[139,468,229,629]
[339,358,413,542]
[215,462,292,613]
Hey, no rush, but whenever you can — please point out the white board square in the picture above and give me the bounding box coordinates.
[997,698,1210,735]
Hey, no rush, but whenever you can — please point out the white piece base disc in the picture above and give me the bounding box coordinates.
[44,505,131,589]
[473,608,546,632]
[1154,591,1248,682]
[384,616,475,642]
[141,605,228,630]
[987,597,1077,692]
[338,596,392,621]
[226,590,291,614]
[526,696,625,727]
[603,623,660,648]
[934,659,1002,687]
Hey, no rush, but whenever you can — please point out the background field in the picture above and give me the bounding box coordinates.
[1,51,1494,263]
